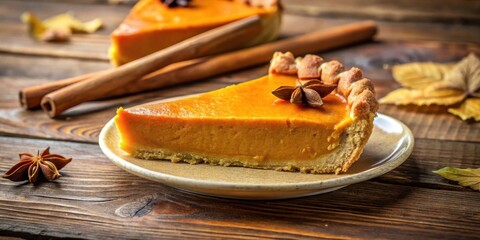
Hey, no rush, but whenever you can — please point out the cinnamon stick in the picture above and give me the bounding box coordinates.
[41,15,262,118]
[24,21,376,112]
[20,71,106,109]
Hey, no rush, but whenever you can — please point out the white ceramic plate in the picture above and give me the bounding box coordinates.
[99,111,414,200]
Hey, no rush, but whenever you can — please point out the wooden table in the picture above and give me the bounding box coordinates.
[1,1,479,239]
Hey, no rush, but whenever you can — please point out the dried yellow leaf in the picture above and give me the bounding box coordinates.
[448,98,480,121]
[433,167,480,191]
[21,12,103,42]
[392,62,453,89]
[43,13,103,33]
[379,88,466,106]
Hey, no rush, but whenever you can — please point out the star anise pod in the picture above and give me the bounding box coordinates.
[272,79,337,108]
[3,147,72,183]
[160,0,191,7]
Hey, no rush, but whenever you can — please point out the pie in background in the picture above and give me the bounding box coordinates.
[109,0,281,65]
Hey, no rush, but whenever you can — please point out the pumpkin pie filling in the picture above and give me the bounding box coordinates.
[116,74,350,162]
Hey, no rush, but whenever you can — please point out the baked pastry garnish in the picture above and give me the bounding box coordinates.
[270,52,378,116]
[109,0,281,66]
[115,52,378,174]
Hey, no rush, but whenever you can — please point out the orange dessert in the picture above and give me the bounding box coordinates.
[115,52,378,174]
[109,0,281,65]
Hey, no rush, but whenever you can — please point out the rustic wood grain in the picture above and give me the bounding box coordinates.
[0,136,478,239]
[280,15,480,45]
[379,105,480,143]
[373,138,480,190]
[1,1,479,239]
[283,0,480,24]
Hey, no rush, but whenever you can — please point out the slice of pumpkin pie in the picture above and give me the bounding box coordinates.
[115,52,378,174]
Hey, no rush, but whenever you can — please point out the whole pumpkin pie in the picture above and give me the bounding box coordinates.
[109,0,281,66]
[115,52,378,174]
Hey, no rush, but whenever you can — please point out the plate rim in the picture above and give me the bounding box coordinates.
[99,113,414,192]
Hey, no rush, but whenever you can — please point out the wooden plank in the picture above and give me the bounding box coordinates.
[373,138,480,190]
[1,0,480,62]
[283,0,480,24]
[1,1,478,239]
[1,41,479,143]
[281,15,480,44]
[379,104,480,143]
[0,136,478,239]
